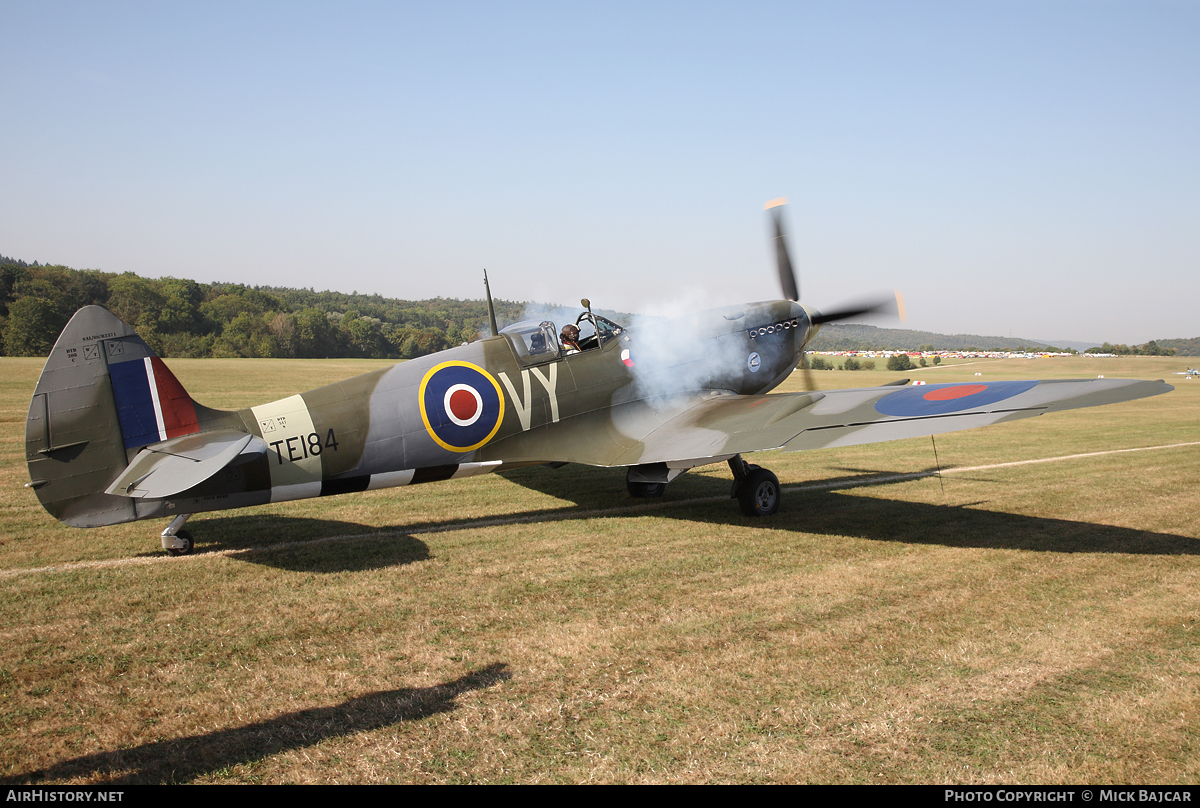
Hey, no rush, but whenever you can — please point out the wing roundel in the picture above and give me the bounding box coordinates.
[873,380,1039,417]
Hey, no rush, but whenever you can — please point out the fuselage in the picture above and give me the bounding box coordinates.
[27,300,813,526]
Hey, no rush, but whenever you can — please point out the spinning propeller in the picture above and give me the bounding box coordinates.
[764,198,905,390]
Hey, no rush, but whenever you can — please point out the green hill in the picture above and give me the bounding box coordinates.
[807,323,1056,353]
[1156,337,1200,356]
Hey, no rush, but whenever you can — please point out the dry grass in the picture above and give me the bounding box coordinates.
[0,355,1197,783]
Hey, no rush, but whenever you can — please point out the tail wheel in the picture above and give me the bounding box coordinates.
[737,469,780,517]
[165,530,194,557]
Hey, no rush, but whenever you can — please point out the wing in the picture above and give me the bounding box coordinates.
[503,378,1172,468]
[769,378,1172,454]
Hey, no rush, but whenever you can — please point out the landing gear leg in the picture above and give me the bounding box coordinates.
[161,514,194,556]
[728,455,780,517]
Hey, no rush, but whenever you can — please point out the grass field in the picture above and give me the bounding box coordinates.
[1,354,1197,784]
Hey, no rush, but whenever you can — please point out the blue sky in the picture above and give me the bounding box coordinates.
[3,1,1197,344]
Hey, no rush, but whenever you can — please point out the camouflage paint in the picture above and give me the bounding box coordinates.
[25,304,1173,533]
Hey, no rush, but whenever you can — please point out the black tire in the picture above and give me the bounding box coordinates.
[627,480,666,498]
[737,469,780,517]
[166,530,194,557]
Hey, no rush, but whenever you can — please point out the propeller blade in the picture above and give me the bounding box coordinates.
[764,198,798,301]
[811,291,906,325]
[762,200,905,393]
[799,351,817,393]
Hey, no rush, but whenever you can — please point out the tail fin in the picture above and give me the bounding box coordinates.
[25,306,232,527]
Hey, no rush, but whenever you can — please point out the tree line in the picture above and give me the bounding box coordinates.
[1084,341,1176,356]
[0,258,529,360]
[2,254,1193,358]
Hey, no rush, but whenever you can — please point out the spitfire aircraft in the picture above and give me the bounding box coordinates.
[25,202,1173,555]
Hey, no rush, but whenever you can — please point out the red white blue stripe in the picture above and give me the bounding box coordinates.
[110,357,200,450]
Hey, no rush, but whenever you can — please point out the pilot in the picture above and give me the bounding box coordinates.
[561,324,581,354]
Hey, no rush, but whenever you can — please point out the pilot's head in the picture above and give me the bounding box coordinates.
[562,324,580,343]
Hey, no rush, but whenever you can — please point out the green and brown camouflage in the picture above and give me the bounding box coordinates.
[24,299,809,525]
[22,203,1176,553]
[25,298,1172,553]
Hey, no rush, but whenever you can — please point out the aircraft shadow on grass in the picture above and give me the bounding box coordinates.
[173,463,1197,569]
[142,514,433,573]
[1,663,510,785]
[491,464,1200,557]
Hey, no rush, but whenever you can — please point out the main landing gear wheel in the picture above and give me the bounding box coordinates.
[736,468,780,517]
[627,480,666,498]
[165,530,193,557]
[728,456,782,517]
